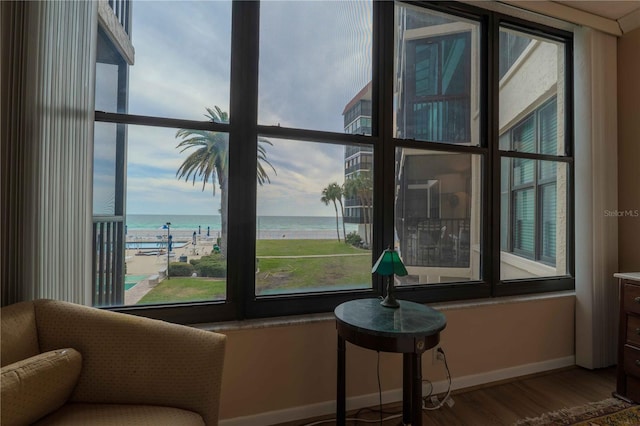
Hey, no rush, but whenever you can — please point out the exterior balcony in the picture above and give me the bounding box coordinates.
[399,218,471,269]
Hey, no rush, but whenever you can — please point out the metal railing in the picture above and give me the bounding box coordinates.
[93,216,125,306]
[108,0,131,35]
[402,97,470,143]
[400,218,471,268]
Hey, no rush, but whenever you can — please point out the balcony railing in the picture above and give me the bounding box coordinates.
[400,218,471,268]
[401,97,470,143]
[345,163,371,176]
[93,216,125,306]
[108,0,131,35]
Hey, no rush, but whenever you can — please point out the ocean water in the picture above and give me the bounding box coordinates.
[126,214,358,239]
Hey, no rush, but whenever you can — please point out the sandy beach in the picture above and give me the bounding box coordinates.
[124,231,219,304]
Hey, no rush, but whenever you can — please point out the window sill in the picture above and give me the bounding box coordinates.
[193,311,335,333]
[192,290,576,333]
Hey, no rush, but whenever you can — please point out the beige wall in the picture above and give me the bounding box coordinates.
[618,28,640,272]
[217,295,574,420]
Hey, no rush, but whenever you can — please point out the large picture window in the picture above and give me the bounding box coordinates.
[93,1,573,322]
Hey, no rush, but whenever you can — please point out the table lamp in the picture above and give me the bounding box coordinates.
[372,246,408,308]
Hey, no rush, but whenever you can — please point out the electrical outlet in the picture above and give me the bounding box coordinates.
[432,346,442,364]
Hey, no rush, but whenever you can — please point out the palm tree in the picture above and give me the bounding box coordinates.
[321,182,344,243]
[176,106,276,258]
[343,171,373,246]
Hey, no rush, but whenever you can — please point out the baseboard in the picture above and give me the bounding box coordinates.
[219,355,576,426]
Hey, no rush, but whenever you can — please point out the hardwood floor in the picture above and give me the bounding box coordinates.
[274,366,617,426]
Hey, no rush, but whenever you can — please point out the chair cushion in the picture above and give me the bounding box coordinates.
[1,348,82,426]
[32,403,206,426]
[0,300,40,367]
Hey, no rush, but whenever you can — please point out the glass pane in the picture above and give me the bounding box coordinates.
[94,27,126,215]
[513,158,534,186]
[513,116,535,153]
[395,148,482,285]
[122,124,229,306]
[96,27,126,113]
[499,28,565,155]
[541,183,557,260]
[395,4,480,145]
[255,138,373,295]
[500,159,510,251]
[259,1,372,133]
[514,189,535,254]
[93,122,118,215]
[101,1,231,120]
[501,159,567,279]
[539,157,558,181]
[539,100,558,155]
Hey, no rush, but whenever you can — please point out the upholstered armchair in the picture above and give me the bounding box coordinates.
[1,299,226,426]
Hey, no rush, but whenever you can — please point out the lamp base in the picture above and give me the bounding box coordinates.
[380,294,400,308]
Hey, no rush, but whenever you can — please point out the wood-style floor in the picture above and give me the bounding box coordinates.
[274,366,617,426]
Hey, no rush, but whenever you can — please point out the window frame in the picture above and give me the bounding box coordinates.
[94,1,575,323]
[493,18,574,297]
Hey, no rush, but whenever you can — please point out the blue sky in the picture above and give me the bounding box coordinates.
[94,0,372,216]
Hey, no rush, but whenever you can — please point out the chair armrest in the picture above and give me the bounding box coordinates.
[34,300,226,425]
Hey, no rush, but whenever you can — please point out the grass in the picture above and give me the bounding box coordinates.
[256,239,367,256]
[137,277,225,304]
[138,239,372,304]
[256,255,371,293]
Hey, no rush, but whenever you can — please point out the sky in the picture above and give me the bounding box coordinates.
[94,0,373,217]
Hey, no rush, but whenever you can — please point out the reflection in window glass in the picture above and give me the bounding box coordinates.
[395,148,481,285]
[499,28,565,156]
[122,124,229,305]
[255,138,373,296]
[501,159,567,279]
[395,4,480,145]
[498,25,567,281]
[514,189,535,254]
[259,1,372,132]
[94,27,126,216]
[93,122,117,215]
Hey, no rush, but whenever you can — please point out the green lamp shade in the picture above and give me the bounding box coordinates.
[372,248,408,277]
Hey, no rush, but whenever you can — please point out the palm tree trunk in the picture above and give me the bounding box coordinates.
[338,199,347,243]
[362,195,371,246]
[332,201,341,242]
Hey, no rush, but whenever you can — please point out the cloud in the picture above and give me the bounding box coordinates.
[258,1,372,131]
[122,1,372,217]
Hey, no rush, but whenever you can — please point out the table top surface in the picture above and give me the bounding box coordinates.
[615,272,640,282]
[334,298,446,339]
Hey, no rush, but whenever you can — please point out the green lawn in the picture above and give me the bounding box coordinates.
[137,277,225,304]
[138,239,372,304]
[256,239,367,256]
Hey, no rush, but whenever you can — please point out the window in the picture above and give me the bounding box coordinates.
[501,99,560,264]
[93,1,573,322]
[498,24,571,284]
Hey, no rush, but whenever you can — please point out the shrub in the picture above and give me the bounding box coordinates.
[196,259,226,278]
[192,255,225,278]
[345,231,363,247]
[169,262,194,277]
[189,258,201,267]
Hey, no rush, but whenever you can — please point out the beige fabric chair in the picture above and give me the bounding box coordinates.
[1,299,226,426]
